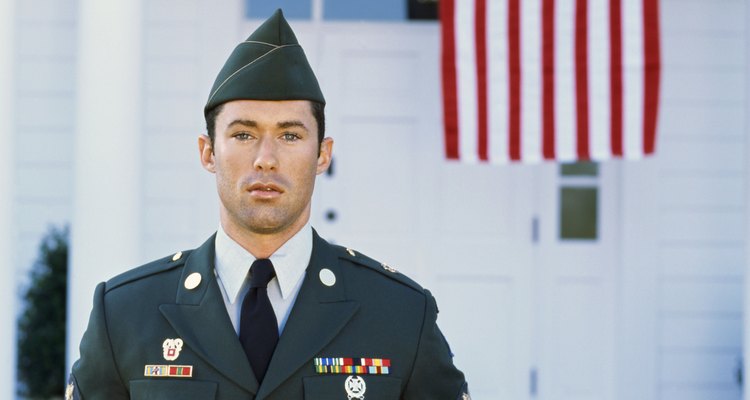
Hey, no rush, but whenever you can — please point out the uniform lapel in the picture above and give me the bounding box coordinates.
[256,231,359,399]
[158,234,259,395]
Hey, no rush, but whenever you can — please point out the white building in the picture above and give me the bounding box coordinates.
[0,0,746,399]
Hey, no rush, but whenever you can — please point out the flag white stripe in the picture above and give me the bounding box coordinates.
[555,0,576,161]
[456,0,479,163]
[623,0,644,159]
[589,0,611,159]
[520,0,542,162]
[487,0,510,164]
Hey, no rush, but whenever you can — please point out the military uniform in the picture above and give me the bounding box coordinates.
[69,231,468,399]
[69,8,469,399]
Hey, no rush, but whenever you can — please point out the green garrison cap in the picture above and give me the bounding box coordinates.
[204,9,325,115]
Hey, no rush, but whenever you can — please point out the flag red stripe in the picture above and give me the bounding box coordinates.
[609,0,623,156]
[574,0,590,160]
[440,0,460,159]
[508,0,522,160]
[542,0,556,159]
[642,0,660,154]
[475,0,489,160]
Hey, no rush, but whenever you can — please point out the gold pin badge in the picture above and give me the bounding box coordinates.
[319,268,336,287]
[184,272,201,290]
[462,392,471,400]
[381,263,397,273]
[346,248,356,257]
[172,251,183,261]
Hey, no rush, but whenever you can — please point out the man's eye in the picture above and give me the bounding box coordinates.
[234,133,251,140]
[282,133,301,141]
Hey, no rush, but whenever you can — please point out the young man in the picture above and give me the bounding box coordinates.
[68,9,468,400]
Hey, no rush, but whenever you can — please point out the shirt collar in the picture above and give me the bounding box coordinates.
[214,223,312,304]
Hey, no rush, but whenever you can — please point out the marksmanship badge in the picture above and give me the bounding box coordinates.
[345,375,366,400]
[162,338,183,361]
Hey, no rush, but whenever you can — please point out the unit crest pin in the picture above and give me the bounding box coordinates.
[163,338,183,361]
[345,375,366,400]
[381,263,397,273]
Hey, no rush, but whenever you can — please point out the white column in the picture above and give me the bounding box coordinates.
[0,0,16,397]
[745,1,750,397]
[67,0,143,370]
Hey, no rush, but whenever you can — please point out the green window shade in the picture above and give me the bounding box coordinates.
[560,162,598,177]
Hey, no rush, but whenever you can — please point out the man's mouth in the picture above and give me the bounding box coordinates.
[247,182,284,198]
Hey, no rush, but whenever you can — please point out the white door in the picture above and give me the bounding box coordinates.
[534,161,618,400]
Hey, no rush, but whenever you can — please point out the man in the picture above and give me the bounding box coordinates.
[68,9,468,400]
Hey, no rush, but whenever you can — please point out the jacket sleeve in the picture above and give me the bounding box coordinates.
[403,289,470,400]
[68,282,129,399]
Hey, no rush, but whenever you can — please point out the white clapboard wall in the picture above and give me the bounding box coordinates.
[650,0,745,399]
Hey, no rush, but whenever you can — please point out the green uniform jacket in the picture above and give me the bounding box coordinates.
[69,230,469,399]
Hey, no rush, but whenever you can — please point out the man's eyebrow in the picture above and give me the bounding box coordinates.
[277,120,309,131]
[227,119,257,129]
[226,119,308,132]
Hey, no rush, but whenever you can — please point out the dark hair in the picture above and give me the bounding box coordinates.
[205,101,326,146]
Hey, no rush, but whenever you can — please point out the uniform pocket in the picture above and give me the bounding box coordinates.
[130,379,217,399]
[303,375,401,399]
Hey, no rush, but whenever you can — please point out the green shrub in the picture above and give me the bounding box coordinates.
[17,225,69,398]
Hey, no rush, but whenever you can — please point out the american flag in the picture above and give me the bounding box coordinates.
[441,0,661,163]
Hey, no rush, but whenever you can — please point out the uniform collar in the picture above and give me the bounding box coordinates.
[214,223,312,304]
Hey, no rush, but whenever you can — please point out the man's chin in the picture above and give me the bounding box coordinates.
[240,215,298,236]
[245,224,287,235]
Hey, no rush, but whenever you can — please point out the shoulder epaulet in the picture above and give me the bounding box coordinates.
[334,245,424,293]
[105,250,192,292]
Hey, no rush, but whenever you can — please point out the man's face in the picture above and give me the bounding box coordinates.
[199,100,333,239]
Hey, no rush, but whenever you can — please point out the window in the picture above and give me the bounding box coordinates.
[245,0,433,21]
[245,0,312,19]
[559,162,599,240]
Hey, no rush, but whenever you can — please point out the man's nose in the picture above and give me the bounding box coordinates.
[253,137,278,170]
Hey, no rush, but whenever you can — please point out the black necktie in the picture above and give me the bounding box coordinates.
[239,259,279,383]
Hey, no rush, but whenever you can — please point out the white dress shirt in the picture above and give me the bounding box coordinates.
[214,223,312,335]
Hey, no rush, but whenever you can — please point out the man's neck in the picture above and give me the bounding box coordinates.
[220,215,310,259]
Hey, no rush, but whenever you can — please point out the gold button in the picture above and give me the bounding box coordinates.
[346,248,356,257]
[172,251,183,261]
[184,272,202,290]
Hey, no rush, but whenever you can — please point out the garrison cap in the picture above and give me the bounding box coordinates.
[204,9,325,115]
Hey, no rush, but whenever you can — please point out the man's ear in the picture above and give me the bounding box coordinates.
[198,135,216,173]
[316,137,334,175]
